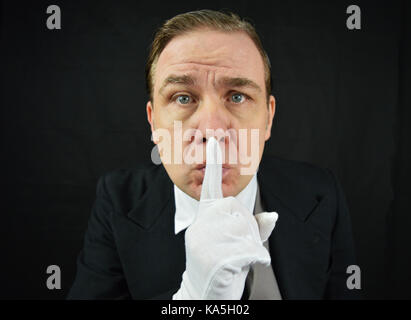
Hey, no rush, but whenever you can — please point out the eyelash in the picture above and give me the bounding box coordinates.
[170,92,251,105]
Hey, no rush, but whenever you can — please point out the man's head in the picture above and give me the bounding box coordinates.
[146,9,276,200]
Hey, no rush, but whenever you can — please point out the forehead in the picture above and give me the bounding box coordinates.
[154,29,265,89]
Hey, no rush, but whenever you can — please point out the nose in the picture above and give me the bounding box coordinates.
[194,96,231,145]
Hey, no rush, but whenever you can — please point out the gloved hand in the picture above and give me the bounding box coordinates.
[173,137,278,300]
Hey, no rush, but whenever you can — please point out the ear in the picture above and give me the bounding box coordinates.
[146,100,155,131]
[264,95,276,141]
[146,100,157,144]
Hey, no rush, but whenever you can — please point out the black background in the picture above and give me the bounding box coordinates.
[1,0,410,299]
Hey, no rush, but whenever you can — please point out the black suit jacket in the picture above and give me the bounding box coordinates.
[67,155,360,300]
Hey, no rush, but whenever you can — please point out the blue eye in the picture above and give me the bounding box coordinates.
[176,95,191,104]
[231,93,245,103]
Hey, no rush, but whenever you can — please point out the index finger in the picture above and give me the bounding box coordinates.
[200,137,223,201]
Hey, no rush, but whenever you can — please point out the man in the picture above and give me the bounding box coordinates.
[68,9,359,300]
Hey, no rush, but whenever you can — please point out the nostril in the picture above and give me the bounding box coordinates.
[203,136,225,143]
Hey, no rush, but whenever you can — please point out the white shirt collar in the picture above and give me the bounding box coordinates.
[174,175,258,235]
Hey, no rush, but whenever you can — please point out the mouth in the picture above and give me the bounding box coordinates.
[194,164,232,178]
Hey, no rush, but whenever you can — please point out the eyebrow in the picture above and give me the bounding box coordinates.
[218,76,262,92]
[159,74,196,95]
[158,74,262,95]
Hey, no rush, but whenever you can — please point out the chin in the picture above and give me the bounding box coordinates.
[187,182,238,201]
[191,173,241,200]
[221,184,240,198]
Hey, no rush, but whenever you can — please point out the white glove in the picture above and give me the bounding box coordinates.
[173,137,278,300]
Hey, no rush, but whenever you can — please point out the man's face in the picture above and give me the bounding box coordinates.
[147,28,275,200]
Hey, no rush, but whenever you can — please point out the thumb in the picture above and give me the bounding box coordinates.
[200,137,223,202]
[254,211,279,242]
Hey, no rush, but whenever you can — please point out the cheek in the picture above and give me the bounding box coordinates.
[154,109,175,129]
[237,105,267,126]
[236,114,267,144]
[158,98,195,122]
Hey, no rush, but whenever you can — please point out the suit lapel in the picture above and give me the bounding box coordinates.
[258,157,330,299]
[124,165,186,298]
[126,164,174,230]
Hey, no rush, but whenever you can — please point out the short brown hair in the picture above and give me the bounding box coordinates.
[145,9,272,104]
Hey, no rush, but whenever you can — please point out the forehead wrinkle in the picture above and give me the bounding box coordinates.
[158,66,262,96]
[207,69,217,91]
[170,60,234,68]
